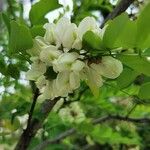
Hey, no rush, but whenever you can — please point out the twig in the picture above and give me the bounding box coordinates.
[34,128,76,150]
[101,0,135,28]
[125,103,137,118]
[27,88,39,127]
[35,115,150,150]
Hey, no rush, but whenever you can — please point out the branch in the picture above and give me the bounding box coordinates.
[101,0,135,28]
[27,88,39,127]
[34,128,76,150]
[14,97,60,150]
[35,115,150,150]
[92,115,150,124]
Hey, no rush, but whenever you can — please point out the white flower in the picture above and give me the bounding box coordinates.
[91,56,123,79]
[53,52,79,72]
[40,45,62,65]
[81,64,103,97]
[69,72,80,90]
[58,107,74,123]
[69,102,85,123]
[62,23,78,50]
[71,60,85,72]
[26,59,46,81]
[44,23,56,44]
[36,75,46,90]
[78,17,102,39]
[39,80,56,100]
[27,36,47,57]
[55,72,72,97]
[55,17,71,47]
[72,37,82,50]
[58,102,85,124]
[52,98,64,112]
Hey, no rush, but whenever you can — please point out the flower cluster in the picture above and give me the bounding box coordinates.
[58,101,85,124]
[26,17,123,100]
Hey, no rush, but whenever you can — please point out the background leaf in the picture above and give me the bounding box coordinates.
[136,3,150,49]
[103,13,136,49]
[9,21,33,54]
[118,55,150,77]
[29,0,62,25]
[138,82,150,99]
[117,67,140,89]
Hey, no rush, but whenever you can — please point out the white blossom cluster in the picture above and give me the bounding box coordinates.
[26,17,123,100]
[58,101,85,124]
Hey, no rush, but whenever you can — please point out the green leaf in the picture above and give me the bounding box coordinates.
[83,31,104,55]
[142,48,150,56]
[138,82,150,99]
[103,13,136,49]
[136,3,150,49]
[7,64,20,79]
[29,0,62,25]
[30,25,46,38]
[2,13,11,34]
[90,125,140,145]
[9,21,33,54]
[118,55,150,77]
[117,67,140,89]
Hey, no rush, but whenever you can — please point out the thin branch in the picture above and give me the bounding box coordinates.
[101,0,135,28]
[27,88,39,127]
[34,128,76,150]
[35,115,150,150]
[125,103,137,118]
[92,115,150,124]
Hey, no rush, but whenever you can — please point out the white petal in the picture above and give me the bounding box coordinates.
[59,52,79,64]
[58,107,74,123]
[69,72,80,90]
[53,52,79,72]
[26,59,46,80]
[83,65,103,97]
[44,23,56,44]
[99,56,123,79]
[72,37,82,50]
[62,23,78,50]
[40,45,62,65]
[55,17,71,44]
[26,36,47,57]
[78,17,97,39]
[71,60,85,72]
[36,75,46,89]
[55,72,71,96]
[40,80,56,99]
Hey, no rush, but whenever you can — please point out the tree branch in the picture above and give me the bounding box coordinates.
[101,0,135,28]
[35,115,150,150]
[27,88,39,127]
[14,97,60,150]
[34,128,76,150]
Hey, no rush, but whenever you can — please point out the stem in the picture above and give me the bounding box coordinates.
[27,88,39,128]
